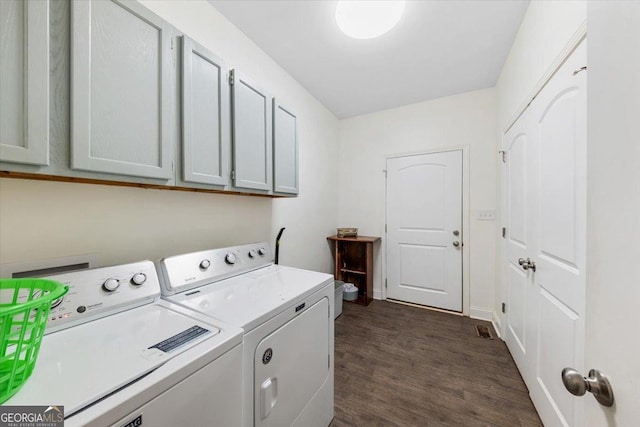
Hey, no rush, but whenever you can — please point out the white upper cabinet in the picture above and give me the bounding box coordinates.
[230,70,273,192]
[272,100,298,195]
[71,0,173,180]
[181,36,229,187]
[0,0,49,165]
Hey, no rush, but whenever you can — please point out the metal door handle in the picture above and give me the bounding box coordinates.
[562,368,614,407]
[518,258,536,272]
[453,241,460,247]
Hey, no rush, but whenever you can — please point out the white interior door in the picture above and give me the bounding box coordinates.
[504,107,536,385]
[503,40,586,427]
[386,150,463,311]
[528,40,587,427]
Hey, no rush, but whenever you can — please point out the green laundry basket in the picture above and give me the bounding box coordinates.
[0,279,68,404]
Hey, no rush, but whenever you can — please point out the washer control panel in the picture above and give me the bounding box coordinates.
[44,261,160,333]
[158,242,272,295]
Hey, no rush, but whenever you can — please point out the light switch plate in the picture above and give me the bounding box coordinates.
[476,210,496,221]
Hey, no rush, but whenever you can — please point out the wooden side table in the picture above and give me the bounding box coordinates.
[327,235,381,306]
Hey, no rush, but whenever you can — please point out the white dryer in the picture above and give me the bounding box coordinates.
[157,242,334,427]
[5,261,244,427]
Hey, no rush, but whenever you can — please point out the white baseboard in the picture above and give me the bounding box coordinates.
[492,311,503,339]
[469,306,493,322]
[373,289,383,300]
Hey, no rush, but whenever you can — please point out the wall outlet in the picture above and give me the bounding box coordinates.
[476,210,496,220]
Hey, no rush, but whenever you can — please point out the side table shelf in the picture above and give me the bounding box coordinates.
[327,235,381,306]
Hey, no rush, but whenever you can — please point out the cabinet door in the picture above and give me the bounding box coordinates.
[230,70,272,191]
[181,36,229,186]
[0,0,49,165]
[71,0,173,180]
[272,100,298,195]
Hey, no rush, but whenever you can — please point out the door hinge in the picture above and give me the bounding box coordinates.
[502,227,506,238]
[328,354,331,369]
[385,278,387,288]
[385,224,387,233]
[229,70,235,85]
[499,150,507,163]
[171,38,174,50]
[231,170,236,180]
[502,302,506,314]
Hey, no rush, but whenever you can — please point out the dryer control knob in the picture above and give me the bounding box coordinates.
[200,259,211,270]
[258,247,267,256]
[248,249,257,258]
[225,253,237,265]
[103,278,120,292]
[131,273,147,286]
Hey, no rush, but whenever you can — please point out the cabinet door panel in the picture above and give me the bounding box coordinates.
[0,0,49,165]
[231,70,272,191]
[182,36,229,186]
[272,100,298,195]
[71,0,172,179]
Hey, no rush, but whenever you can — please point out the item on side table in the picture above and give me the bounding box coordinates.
[337,227,358,238]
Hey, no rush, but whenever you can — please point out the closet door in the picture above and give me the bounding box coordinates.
[272,100,298,195]
[181,36,230,186]
[71,0,173,180]
[503,108,536,386]
[527,40,587,427]
[503,40,586,427]
[230,70,272,191]
[0,0,49,165]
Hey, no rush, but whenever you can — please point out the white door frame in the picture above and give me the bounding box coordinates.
[383,146,470,316]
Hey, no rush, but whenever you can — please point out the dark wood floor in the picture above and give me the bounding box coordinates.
[330,300,542,427]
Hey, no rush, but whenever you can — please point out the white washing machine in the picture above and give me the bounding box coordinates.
[5,261,244,427]
[157,242,334,427]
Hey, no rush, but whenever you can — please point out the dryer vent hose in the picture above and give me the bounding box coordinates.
[275,227,286,265]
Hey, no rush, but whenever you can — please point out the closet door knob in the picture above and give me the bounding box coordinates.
[562,368,614,407]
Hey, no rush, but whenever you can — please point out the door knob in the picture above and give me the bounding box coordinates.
[518,258,536,272]
[561,367,614,407]
[452,241,460,247]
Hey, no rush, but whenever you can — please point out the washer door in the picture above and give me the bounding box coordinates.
[254,297,330,427]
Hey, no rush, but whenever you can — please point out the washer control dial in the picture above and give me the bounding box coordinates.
[258,247,268,256]
[225,253,237,264]
[248,249,257,258]
[51,297,64,309]
[200,259,211,270]
[131,273,147,286]
[103,278,120,292]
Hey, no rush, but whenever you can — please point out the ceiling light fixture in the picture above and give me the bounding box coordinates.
[335,0,406,40]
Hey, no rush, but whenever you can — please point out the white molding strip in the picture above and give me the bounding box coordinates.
[492,311,503,340]
[469,306,493,322]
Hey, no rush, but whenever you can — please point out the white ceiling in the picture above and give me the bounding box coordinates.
[210,1,529,119]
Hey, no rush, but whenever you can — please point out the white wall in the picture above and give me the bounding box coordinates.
[337,88,497,317]
[585,1,640,423]
[0,0,339,274]
[494,0,586,330]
